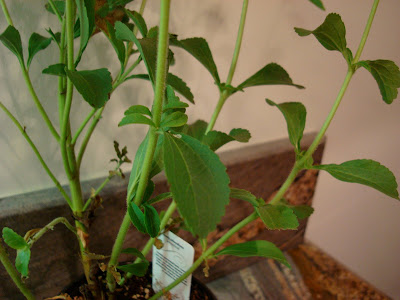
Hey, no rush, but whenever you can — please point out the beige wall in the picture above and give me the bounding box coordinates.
[0,0,399,298]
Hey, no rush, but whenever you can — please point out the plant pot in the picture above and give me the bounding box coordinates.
[61,264,217,300]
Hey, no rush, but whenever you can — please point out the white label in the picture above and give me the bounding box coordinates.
[152,231,194,300]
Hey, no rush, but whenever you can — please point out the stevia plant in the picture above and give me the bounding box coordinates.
[0,0,399,299]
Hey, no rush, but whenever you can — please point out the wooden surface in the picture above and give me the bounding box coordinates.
[0,134,325,299]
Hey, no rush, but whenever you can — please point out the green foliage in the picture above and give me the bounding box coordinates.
[203,128,251,151]
[146,192,173,206]
[160,111,188,129]
[125,10,148,37]
[215,240,290,268]
[27,33,52,68]
[124,105,152,117]
[121,247,148,262]
[42,63,66,76]
[309,0,325,10]
[117,262,149,277]
[45,1,65,15]
[0,26,24,66]
[229,188,259,206]
[119,114,155,127]
[46,28,61,46]
[143,204,160,238]
[170,37,220,84]
[291,205,314,220]
[105,22,126,70]
[66,68,112,108]
[356,60,400,104]
[256,205,299,230]
[266,99,306,154]
[313,159,399,199]
[128,202,147,234]
[2,228,28,250]
[15,248,31,277]
[237,63,304,91]
[74,0,95,66]
[163,132,230,238]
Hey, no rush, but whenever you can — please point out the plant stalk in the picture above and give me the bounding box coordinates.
[27,217,76,247]
[0,242,35,300]
[0,0,13,26]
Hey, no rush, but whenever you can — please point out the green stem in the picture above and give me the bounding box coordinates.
[71,108,97,145]
[48,0,63,22]
[27,217,76,247]
[0,242,35,300]
[150,212,258,300]
[106,0,171,292]
[0,102,72,208]
[269,164,300,205]
[205,90,229,134]
[0,0,13,26]
[58,19,67,125]
[353,0,380,63]
[112,56,142,91]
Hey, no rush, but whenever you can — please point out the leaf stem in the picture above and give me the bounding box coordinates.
[71,108,97,145]
[48,0,63,23]
[0,101,72,208]
[0,0,13,26]
[0,241,35,300]
[149,212,258,300]
[27,217,76,247]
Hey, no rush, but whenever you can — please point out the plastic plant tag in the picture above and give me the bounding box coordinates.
[152,231,195,300]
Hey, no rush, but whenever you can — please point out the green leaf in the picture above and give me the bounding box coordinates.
[66,68,112,108]
[294,13,348,60]
[184,120,208,141]
[170,37,220,84]
[229,128,251,143]
[128,202,147,234]
[163,132,230,238]
[356,60,400,104]
[45,1,65,15]
[115,22,157,84]
[203,128,251,152]
[256,204,299,230]
[142,180,155,203]
[160,111,188,128]
[309,0,325,10]
[42,63,66,76]
[229,188,259,206]
[0,26,24,65]
[313,159,399,199]
[147,192,173,205]
[2,228,28,250]
[119,113,155,127]
[121,248,148,263]
[237,63,304,90]
[143,204,160,238]
[291,205,314,220]
[215,240,290,268]
[16,248,31,277]
[105,22,126,70]
[117,262,149,277]
[124,105,152,117]
[75,0,95,66]
[125,10,148,37]
[266,99,307,153]
[46,28,61,46]
[27,33,52,68]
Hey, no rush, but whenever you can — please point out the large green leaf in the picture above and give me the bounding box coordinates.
[0,26,24,65]
[27,33,52,68]
[16,248,31,277]
[256,205,299,230]
[143,204,160,238]
[125,10,148,37]
[75,0,95,66]
[215,240,290,268]
[237,63,304,90]
[203,128,251,151]
[170,37,220,84]
[66,68,112,108]
[115,22,157,84]
[163,132,230,238]
[309,0,325,10]
[356,60,400,104]
[266,99,306,153]
[294,13,350,63]
[2,228,28,250]
[105,22,126,70]
[313,159,399,199]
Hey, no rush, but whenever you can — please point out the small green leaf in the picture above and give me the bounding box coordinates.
[46,28,61,46]
[147,192,173,206]
[294,13,347,61]
[2,228,28,250]
[121,248,148,263]
[75,0,95,66]
[170,37,220,84]
[27,33,52,68]
[42,63,66,76]
[313,159,399,199]
[184,120,208,141]
[203,128,251,152]
[117,262,149,277]
[128,202,147,234]
[119,113,155,127]
[143,204,160,238]
[266,99,307,153]
[15,248,31,277]
[45,1,65,15]
[309,0,325,10]
[356,60,400,104]
[124,105,152,117]
[160,111,188,128]
[256,205,299,230]
[66,68,112,108]
[142,180,155,204]
[125,10,148,37]
[215,240,290,268]
[229,128,251,143]
[237,63,304,91]
[163,132,230,238]
[291,205,314,220]
[229,188,259,206]
[105,22,126,70]
[0,26,24,65]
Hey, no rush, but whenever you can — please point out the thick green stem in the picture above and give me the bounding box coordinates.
[0,0,13,26]
[27,217,76,247]
[150,212,258,300]
[0,102,72,208]
[0,242,35,300]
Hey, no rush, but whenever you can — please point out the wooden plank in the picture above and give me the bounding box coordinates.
[0,133,325,299]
